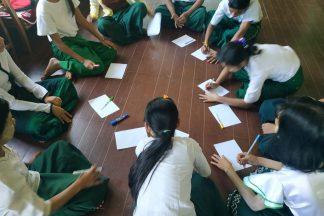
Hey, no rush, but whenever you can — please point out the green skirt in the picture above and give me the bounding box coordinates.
[191,173,229,216]
[155,1,206,32]
[206,11,261,48]
[233,66,304,102]
[29,140,109,216]
[97,2,147,45]
[51,35,117,77]
[9,77,78,141]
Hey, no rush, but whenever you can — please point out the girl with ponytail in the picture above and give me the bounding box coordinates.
[199,39,304,108]
[36,0,117,79]
[129,96,228,216]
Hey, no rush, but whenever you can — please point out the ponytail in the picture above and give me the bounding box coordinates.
[128,97,179,208]
[217,38,261,66]
[66,0,75,16]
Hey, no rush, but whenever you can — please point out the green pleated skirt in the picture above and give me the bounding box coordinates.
[29,140,109,216]
[9,77,78,141]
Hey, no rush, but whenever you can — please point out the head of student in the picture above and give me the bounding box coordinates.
[128,96,179,207]
[269,97,324,172]
[217,39,260,72]
[0,98,15,145]
[228,0,250,17]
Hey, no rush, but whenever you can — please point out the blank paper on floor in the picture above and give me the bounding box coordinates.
[172,35,196,47]
[214,140,251,171]
[105,63,127,79]
[209,104,241,127]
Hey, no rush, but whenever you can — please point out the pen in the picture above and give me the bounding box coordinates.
[101,96,114,110]
[246,134,260,155]
[215,113,224,129]
[111,114,129,126]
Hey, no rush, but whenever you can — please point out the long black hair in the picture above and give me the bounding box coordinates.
[0,98,10,136]
[128,97,179,208]
[269,98,324,172]
[66,0,75,16]
[228,0,250,10]
[217,39,261,66]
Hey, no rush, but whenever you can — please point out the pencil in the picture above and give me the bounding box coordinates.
[215,113,224,129]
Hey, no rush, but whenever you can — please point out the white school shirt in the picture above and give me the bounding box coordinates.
[0,145,51,216]
[36,0,80,42]
[210,0,262,26]
[0,49,51,113]
[244,167,324,216]
[242,44,300,103]
[133,137,211,216]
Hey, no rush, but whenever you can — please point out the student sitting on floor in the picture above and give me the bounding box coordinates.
[0,98,109,216]
[211,99,324,216]
[258,97,324,156]
[88,0,152,45]
[155,0,206,32]
[0,37,77,141]
[36,0,117,80]
[128,96,228,216]
[199,40,304,108]
[202,0,262,61]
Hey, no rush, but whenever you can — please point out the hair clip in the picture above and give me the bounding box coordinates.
[162,129,171,134]
[236,37,248,48]
[162,94,169,99]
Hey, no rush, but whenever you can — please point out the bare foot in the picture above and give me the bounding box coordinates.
[65,71,73,80]
[262,123,277,134]
[42,58,61,80]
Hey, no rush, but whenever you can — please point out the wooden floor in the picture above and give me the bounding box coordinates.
[6,0,324,215]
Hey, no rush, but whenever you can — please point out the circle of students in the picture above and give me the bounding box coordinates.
[0,0,323,215]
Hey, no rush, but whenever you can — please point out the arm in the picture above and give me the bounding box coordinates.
[231,21,251,41]
[182,0,203,17]
[211,154,265,211]
[202,24,214,52]
[192,139,211,177]
[165,0,176,18]
[237,153,283,171]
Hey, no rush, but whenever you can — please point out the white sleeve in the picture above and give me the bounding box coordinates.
[191,139,211,177]
[243,73,266,104]
[0,176,51,216]
[72,0,80,8]
[241,0,262,23]
[244,172,284,209]
[36,11,58,36]
[209,0,226,26]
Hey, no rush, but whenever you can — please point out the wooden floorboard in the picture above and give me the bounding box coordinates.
[6,0,324,215]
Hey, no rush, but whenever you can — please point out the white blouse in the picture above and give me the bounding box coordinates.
[0,145,51,216]
[244,166,324,216]
[134,137,211,216]
[0,49,50,113]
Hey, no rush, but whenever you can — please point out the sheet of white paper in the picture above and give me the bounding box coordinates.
[172,34,196,47]
[115,127,148,150]
[175,129,189,137]
[88,95,119,118]
[147,12,161,36]
[198,79,229,96]
[214,140,251,171]
[209,104,241,127]
[105,63,127,79]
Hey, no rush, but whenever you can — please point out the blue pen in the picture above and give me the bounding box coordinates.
[111,114,129,126]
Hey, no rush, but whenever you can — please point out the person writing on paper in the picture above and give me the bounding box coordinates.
[0,37,77,141]
[199,40,304,108]
[201,0,262,63]
[88,0,153,45]
[155,0,206,32]
[211,99,324,216]
[258,96,324,155]
[129,96,228,216]
[36,0,117,80]
[0,98,109,216]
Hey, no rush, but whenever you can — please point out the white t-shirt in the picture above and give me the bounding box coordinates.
[133,137,211,216]
[36,0,80,42]
[210,0,262,26]
[0,49,50,113]
[243,44,301,103]
[0,145,51,216]
[244,167,324,216]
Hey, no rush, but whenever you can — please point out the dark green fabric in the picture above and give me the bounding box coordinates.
[233,66,304,101]
[29,140,109,216]
[97,2,147,45]
[9,77,78,141]
[191,173,229,216]
[206,11,261,48]
[155,2,206,32]
[51,35,117,77]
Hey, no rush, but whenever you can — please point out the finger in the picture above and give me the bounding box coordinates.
[64,111,72,118]
[210,161,218,166]
[93,64,100,68]
[58,115,65,124]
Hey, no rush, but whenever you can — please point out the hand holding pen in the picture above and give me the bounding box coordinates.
[237,134,260,167]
